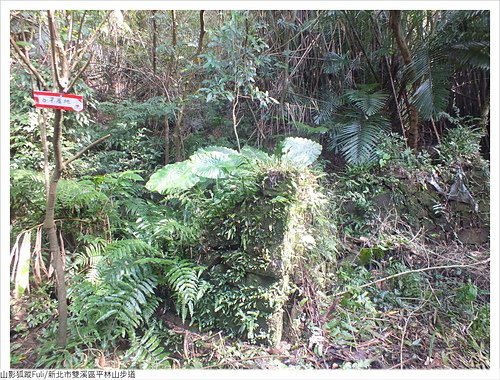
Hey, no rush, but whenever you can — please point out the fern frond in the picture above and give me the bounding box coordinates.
[58,179,109,214]
[69,239,162,343]
[102,239,159,263]
[124,321,170,369]
[164,259,207,323]
[73,242,105,282]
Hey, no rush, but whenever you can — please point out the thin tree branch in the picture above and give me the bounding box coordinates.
[73,10,87,60]
[65,52,93,93]
[70,10,112,72]
[430,116,441,145]
[65,11,73,51]
[171,10,177,47]
[63,133,111,168]
[10,36,48,89]
[47,10,64,91]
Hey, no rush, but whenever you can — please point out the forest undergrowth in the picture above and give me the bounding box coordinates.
[10,129,490,370]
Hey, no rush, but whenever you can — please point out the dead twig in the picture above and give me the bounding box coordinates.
[202,354,291,369]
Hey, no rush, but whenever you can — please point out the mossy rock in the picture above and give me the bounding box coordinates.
[188,169,319,346]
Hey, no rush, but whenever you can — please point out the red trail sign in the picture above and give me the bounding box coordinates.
[33,91,84,112]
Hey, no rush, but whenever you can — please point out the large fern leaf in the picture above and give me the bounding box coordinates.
[123,321,170,369]
[68,239,161,342]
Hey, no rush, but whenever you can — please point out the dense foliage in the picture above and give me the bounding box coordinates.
[9,8,490,371]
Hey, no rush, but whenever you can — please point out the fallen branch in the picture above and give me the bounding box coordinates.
[323,258,490,319]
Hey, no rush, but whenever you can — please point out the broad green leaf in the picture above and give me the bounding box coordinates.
[191,151,229,179]
[191,146,245,178]
[281,137,322,168]
[240,145,271,163]
[145,161,199,194]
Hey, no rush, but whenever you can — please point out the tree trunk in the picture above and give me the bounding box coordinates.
[151,10,157,75]
[389,10,419,149]
[39,108,50,197]
[164,113,170,165]
[174,104,184,162]
[43,109,68,347]
[196,10,206,57]
[171,10,177,47]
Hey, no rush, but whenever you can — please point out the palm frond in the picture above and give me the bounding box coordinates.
[448,41,489,70]
[345,89,388,116]
[405,49,452,121]
[330,116,390,165]
[311,90,344,125]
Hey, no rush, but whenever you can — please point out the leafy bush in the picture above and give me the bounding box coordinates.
[437,126,485,167]
[10,169,111,241]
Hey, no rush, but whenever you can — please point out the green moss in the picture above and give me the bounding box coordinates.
[187,165,331,345]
